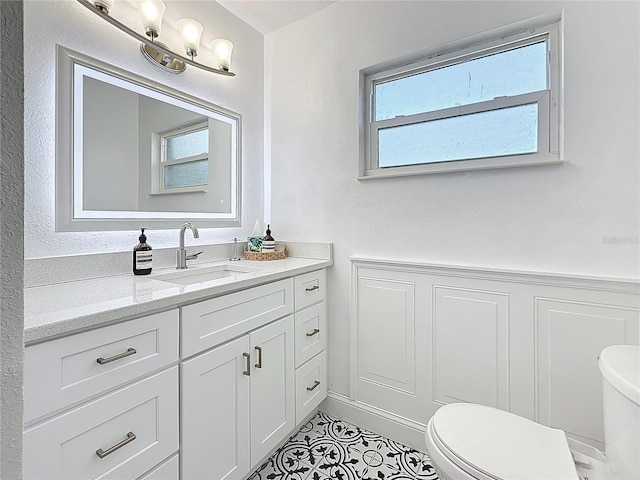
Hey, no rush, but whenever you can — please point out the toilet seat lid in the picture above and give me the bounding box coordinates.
[432,403,579,480]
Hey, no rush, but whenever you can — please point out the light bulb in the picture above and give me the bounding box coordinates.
[210,38,233,71]
[140,0,166,38]
[176,18,203,58]
[93,0,113,14]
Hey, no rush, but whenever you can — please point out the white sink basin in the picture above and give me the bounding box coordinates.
[154,263,263,286]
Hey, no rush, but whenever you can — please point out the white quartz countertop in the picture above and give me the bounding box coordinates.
[25,257,331,344]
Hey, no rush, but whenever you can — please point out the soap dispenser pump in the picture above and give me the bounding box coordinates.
[133,228,153,275]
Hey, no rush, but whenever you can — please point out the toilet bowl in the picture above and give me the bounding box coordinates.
[424,345,639,480]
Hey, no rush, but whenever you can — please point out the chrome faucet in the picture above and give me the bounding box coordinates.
[176,222,202,269]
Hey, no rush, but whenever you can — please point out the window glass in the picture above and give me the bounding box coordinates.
[378,104,538,167]
[374,41,547,121]
[166,128,208,161]
[164,159,208,189]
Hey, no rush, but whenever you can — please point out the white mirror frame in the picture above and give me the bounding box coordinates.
[56,46,242,232]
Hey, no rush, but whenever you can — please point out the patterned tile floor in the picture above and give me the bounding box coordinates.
[249,412,439,480]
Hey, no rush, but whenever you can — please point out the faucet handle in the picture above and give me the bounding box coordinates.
[186,251,203,261]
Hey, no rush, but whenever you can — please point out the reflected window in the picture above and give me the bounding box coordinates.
[158,122,209,193]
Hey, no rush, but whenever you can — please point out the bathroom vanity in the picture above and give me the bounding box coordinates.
[22,255,330,480]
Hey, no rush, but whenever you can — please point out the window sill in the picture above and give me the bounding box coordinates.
[358,152,563,180]
[148,187,208,196]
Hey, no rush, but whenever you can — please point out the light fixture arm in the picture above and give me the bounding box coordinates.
[77,0,235,76]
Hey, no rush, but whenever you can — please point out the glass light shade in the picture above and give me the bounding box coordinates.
[93,0,113,14]
[140,0,166,36]
[176,18,203,55]
[210,39,234,71]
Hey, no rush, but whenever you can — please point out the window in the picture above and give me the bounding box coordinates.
[361,15,562,178]
[157,121,209,193]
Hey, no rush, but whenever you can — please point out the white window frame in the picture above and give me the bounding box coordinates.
[360,14,563,179]
[156,121,209,195]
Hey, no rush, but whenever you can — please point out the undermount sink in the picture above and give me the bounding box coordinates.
[154,263,263,286]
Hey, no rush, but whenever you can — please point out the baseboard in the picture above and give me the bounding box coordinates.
[320,392,428,453]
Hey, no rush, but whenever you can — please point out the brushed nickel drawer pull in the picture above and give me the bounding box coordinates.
[305,285,319,292]
[306,329,320,337]
[307,380,321,392]
[243,352,251,376]
[96,431,136,458]
[255,346,263,368]
[96,348,137,365]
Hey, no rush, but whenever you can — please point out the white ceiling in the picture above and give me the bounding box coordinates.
[217,1,335,35]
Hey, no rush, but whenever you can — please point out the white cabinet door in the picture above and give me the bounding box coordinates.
[249,315,295,465]
[181,336,251,480]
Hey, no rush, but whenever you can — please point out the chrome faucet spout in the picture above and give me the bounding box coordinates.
[177,222,201,269]
[179,222,199,249]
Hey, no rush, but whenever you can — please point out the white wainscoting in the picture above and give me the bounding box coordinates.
[433,286,510,410]
[535,298,638,446]
[321,258,639,453]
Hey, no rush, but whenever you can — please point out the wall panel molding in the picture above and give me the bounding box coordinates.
[433,286,510,410]
[350,257,639,449]
[350,257,638,294]
[534,298,639,449]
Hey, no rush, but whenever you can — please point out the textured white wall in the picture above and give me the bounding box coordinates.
[266,1,640,395]
[24,0,264,258]
[0,1,24,477]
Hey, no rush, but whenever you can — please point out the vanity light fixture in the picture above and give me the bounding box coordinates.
[77,0,235,76]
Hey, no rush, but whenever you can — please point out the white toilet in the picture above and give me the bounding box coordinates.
[425,345,639,480]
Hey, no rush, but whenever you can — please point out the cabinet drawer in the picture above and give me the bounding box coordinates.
[294,270,326,311]
[137,455,179,480]
[295,351,327,424]
[24,309,179,423]
[24,367,179,480]
[295,302,327,368]
[181,278,294,358]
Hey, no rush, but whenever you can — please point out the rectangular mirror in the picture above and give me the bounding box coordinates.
[56,46,241,231]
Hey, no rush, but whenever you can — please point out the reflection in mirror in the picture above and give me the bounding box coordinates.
[56,46,241,231]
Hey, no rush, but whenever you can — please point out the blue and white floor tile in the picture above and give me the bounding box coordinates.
[249,412,439,480]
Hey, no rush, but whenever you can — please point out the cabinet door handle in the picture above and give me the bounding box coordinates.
[255,346,263,368]
[306,329,320,337]
[96,431,136,458]
[306,380,321,392]
[305,285,319,292]
[96,348,137,365]
[242,352,251,376]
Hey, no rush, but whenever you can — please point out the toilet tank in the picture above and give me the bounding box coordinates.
[599,345,640,480]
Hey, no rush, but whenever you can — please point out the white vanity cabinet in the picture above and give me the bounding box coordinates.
[24,267,329,480]
[23,310,180,480]
[180,279,296,480]
[181,315,296,480]
[293,270,328,423]
[181,270,328,479]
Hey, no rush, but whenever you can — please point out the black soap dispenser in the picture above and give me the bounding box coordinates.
[261,224,275,252]
[133,228,153,275]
